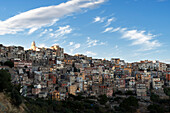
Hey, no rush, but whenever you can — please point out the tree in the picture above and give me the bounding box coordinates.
[119,96,139,113]
[98,94,108,105]
[4,60,14,68]
[125,90,134,95]
[0,69,12,92]
[11,88,23,106]
[0,61,3,66]
[150,93,160,102]
[115,90,123,95]
[148,104,164,113]
[164,87,170,97]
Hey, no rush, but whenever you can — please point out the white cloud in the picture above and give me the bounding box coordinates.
[163,59,170,63]
[93,16,105,23]
[74,43,81,49]
[100,42,106,45]
[85,51,97,56]
[0,0,107,35]
[38,43,47,48]
[105,17,116,27]
[49,29,53,32]
[40,29,48,36]
[70,43,81,54]
[87,37,98,47]
[48,25,72,42]
[50,33,55,37]
[121,29,161,51]
[102,25,161,51]
[28,27,38,34]
[69,42,74,46]
[103,27,121,33]
[115,45,118,49]
[87,37,106,47]
[112,27,121,32]
[52,25,72,38]
[103,27,113,33]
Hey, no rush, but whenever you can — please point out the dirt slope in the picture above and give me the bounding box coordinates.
[0,93,26,113]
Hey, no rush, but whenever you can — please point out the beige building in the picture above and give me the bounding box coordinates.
[136,83,147,97]
[31,41,37,51]
[152,78,164,89]
[68,84,77,95]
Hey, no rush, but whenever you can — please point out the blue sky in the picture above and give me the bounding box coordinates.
[0,0,170,63]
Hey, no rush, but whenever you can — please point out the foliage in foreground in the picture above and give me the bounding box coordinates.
[115,96,139,113]
[25,97,113,113]
[0,69,23,107]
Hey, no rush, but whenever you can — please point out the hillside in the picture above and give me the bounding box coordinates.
[0,93,26,113]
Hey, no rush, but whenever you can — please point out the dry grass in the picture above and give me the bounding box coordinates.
[0,93,26,113]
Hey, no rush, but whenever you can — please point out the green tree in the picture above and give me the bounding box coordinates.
[148,104,164,113]
[164,87,170,97]
[119,96,139,113]
[11,88,23,106]
[150,93,160,102]
[4,60,14,68]
[115,90,123,95]
[0,69,12,92]
[98,94,108,105]
[125,90,134,95]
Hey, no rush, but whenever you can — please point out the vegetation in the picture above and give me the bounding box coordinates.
[0,69,23,107]
[147,104,165,113]
[150,93,160,102]
[11,86,23,106]
[116,96,139,113]
[98,94,108,105]
[164,87,170,97]
[25,96,112,113]
[4,60,14,68]
[149,92,170,113]
[115,90,123,95]
[125,90,136,95]
[0,69,12,92]
[1,66,170,113]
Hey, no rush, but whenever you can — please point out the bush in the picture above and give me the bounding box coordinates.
[98,94,108,105]
[4,61,14,68]
[0,69,12,92]
[125,90,134,95]
[115,90,123,95]
[148,104,164,113]
[164,87,170,97]
[11,88,23,106]
[119,96,138,113]
[150,93,160,102]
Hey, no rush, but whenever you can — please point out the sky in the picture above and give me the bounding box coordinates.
[0,0,170,63]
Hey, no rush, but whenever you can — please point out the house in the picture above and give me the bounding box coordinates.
[136,82,147,97]
[152,77,164,89]
[52,90,60,101]
[68,84,77,95]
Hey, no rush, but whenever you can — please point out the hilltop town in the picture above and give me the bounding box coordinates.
[0,42,170,112]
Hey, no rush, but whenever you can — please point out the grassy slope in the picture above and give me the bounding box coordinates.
[0,93,26,113]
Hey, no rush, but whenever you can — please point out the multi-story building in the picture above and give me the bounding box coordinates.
[152,77,164,89]
[136,82,147,97]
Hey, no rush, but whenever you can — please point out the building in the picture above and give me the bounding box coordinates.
[152,77,164,89]
[31,41,37,51]
[136,83,147,97]
[52,90,60,101]
[68,84,77,95]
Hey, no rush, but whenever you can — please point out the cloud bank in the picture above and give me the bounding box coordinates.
[103,26,161,51]
[0,0,107,35]
[121,29,161,51]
